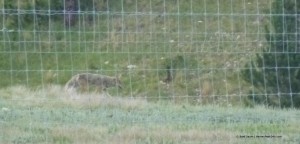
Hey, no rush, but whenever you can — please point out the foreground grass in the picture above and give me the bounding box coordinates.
[0,86,299,144]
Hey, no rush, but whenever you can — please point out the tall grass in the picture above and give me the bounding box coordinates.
[0,0,274,104]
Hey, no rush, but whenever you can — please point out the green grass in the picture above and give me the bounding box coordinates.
[0,85,299,144]
[0,0,275,104]
[1,1,298,143]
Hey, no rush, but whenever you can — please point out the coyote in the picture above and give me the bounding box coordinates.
[64,73,122,96]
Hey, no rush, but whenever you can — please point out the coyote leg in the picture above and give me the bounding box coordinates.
[104,91,112,97]
[102,88,111,97]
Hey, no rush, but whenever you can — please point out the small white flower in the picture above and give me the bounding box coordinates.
[0,27,7,32]
[127,64,137,69]
[169,40,175,43]
[197,20,203,23]
[104,61,109,64]
[2,107,10,112]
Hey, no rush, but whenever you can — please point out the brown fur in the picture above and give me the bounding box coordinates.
[64,73,122,95]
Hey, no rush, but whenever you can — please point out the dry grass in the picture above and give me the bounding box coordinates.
[0,85,148,110]
[107,126,235,144]
[0,85,299,144]
[50,126,108,144]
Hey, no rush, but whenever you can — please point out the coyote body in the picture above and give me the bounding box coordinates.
[64,73,122,95]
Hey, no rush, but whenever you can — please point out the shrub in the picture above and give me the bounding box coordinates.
[242,0,300,108]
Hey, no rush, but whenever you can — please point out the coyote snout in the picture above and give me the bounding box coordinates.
[64,73,122,95]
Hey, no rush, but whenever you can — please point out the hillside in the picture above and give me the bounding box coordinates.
[0,0,272,105]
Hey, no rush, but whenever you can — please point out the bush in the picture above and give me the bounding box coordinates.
[242,0,300,108]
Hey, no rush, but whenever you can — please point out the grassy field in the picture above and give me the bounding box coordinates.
[0,85,299,144]
[0,0,273,104]
[1,1,300,143]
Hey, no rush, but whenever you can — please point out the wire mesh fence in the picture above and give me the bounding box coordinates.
[0,0,299,143]
[1,0,284,104]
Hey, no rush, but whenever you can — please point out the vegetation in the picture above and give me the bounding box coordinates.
[0,0,275,105]
[242,0,300,108]
[1,1,300,143]
[0,86,299,143]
